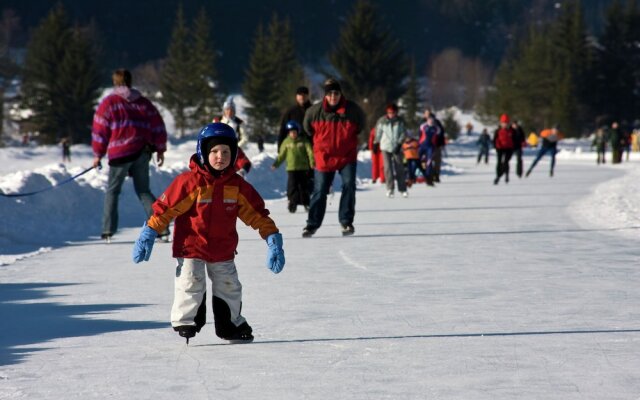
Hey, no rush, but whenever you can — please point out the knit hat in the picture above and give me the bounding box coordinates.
[499,114,510,123]
[296,86,309,95]
[223,97,236,111]
[203,136,237,172]
[323,78,341,94]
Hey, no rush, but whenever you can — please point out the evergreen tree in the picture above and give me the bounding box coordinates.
[160,4,192,138]
[243,23,279,140]
[482,1,592,136]
[20,3,72,144]
[267,15,304,115]
[243,14,303,141]
[329,0,407,128]
[56,26,101,144]
[0,10,20,144]
[549,0,592,135]
[592,0,640,124]
[190,7,220,126]
[402,57,420,131]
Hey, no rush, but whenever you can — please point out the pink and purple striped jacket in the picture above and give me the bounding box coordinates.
[92,87,167,164]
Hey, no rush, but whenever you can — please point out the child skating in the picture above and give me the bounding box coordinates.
[132,122,285,344]
[271,120,315,213]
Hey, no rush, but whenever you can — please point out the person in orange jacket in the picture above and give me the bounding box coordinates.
[402,134,432,186]
[368,127,385,183]
[525,125,565,177]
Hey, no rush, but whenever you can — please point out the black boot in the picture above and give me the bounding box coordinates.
[174,325,198,344]
[222,322,254,343]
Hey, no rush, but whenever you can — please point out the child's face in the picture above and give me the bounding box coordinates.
[289,130,298,139]
[208,144,232,170]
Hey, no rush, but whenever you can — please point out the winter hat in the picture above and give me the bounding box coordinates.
[296,86,309,95]
[323,78,342,94]
[223,97,236,111]
[499,114,510,123]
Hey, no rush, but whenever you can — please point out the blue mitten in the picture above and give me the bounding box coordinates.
[266,233,285,274]
[132,223,158,263]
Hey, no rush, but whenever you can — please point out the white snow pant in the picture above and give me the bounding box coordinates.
[171,258,247,337]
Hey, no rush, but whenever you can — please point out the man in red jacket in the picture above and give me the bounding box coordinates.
[92,69,168,241]
[302,78,365,237]
[493,113,515,185]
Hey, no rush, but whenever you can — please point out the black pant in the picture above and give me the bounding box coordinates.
[513,148,523,177]
[288,170,311,207]
[495,149,513,182]
[477,147,489,164]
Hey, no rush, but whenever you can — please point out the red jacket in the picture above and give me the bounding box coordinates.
[92,87,167,163]
[493,127,515,150]
[147,155,278,263]
[235,147,251,173]
[303,97,365,172]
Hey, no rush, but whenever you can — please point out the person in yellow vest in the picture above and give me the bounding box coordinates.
[631,130,639,152]
[526,132,539,147]
[525,125,565,177]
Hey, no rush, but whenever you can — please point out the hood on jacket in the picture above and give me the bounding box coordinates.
[113,86,142,102]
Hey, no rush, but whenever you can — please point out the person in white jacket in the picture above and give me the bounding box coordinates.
[217,97,247,147]
[374,104,408,198]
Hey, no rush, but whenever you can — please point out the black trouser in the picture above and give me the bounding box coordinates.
[477,147,489,164]
[596,145,606,164]
[513,148,523,177]
[288,170,311,207]
[495,149,513,182]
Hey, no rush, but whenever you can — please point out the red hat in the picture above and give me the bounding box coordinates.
[499,114,510,123]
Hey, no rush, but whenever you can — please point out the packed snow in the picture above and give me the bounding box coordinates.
[1,110,639,399]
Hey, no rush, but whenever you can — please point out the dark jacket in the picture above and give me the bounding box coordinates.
[278,100,312,150]
[512,125,526,149]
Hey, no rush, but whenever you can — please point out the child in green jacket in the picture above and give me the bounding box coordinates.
[272,120,315,213]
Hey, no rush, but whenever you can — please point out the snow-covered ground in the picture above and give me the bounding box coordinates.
[1,112,639,398]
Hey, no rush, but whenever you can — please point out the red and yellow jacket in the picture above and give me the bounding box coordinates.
[147,155,278,263]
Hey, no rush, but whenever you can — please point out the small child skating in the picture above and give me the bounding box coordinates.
[132,122,285,344]
[272,120,315,213]
[402,135,431,187]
